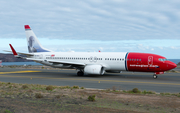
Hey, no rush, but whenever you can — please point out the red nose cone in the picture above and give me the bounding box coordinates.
[167,61,177,70]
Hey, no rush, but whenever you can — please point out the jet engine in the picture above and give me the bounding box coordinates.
[84,65,104,75]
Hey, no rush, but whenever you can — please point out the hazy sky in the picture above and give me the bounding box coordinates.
[0,0,180,58]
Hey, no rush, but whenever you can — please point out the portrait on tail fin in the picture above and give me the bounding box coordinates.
[28,36,37,53]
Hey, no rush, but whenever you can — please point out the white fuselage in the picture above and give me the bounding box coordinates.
[31,52,128,71]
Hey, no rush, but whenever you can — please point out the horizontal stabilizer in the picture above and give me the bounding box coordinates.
[4,44,34,57]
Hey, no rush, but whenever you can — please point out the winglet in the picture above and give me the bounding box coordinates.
[9,44,19,57]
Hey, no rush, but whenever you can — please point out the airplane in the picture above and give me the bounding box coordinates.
[6,25,177,79]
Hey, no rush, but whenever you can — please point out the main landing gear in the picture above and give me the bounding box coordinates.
[77,71,84,76]
[153,74,158,79]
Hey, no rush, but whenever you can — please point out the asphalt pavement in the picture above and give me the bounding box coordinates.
[0,68,180,93]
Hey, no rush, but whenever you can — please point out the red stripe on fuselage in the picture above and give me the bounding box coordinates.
[126,52,169,72]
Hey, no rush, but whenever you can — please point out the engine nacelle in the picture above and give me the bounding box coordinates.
[84,65,104,75]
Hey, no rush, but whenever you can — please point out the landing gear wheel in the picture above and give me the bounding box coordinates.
[153,74,158,79]
[77,71,84,76]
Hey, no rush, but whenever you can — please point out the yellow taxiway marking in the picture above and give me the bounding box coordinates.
[0,71,41,74]
[0,74,179,86]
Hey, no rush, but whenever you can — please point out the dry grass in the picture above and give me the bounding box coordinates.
[0,82,180,113]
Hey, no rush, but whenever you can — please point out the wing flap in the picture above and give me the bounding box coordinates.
[26,58,85,66]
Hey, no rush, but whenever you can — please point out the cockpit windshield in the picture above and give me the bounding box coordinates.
[158,58,168,61]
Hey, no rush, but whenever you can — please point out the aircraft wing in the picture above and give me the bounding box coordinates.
[26,58,86,66]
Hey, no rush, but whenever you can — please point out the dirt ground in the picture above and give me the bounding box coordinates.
[0,82,180,113]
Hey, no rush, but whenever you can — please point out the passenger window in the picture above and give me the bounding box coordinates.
[137,59,138,61]
[134,59,136,61]
[132,59,133,61]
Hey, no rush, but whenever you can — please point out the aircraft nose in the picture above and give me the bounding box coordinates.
[167,61,177,70]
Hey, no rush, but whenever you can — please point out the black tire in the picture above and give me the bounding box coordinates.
[153,75,158,79]
[77,71,84,76]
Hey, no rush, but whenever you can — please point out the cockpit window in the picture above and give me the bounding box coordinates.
[159,58,168,61]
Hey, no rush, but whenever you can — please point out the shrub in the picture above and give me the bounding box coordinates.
[88,95,96,101]
[160,92,171,96]
[171,70,176,72]
[147,91,155,94]
[22,85,29,89]
[165,93,171,95]
[160,93,165,95]
[8,85,12,89]
[35,93,43,98]
[46,85,54,91]
[3,109,12,113]
[132,88,140,93]
[7,82,11,85]
[59,86,70,89]
[81,87,84,89]
[142,90,155,94]
[72,85,79,89]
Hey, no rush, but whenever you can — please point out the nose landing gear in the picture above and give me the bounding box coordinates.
[153,74,158,79]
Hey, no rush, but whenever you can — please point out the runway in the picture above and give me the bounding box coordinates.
[0,68,180,93]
